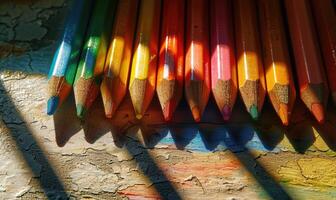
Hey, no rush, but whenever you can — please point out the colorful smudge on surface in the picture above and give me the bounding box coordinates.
[1,0,336,199]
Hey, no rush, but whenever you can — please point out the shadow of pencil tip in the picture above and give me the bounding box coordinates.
[122,134,182,200]
[0,82,69,198]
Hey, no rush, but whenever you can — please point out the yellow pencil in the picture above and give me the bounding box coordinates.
[129,0,161,119]
[101,0,139,118]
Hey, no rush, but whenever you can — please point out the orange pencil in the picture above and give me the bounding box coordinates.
[101,0,139,118]
[234,0,266,120]
[185,0,210,122]
[258,0,296,125]
[311,0,336,106]
[156,0,185,121]
[129,0,161,119]
[285,0,329,124]
[210,0,238,121]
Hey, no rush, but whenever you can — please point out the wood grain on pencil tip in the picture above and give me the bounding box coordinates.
[210,0,238,121]
[101,0,139,118]
[285,0,329,124]
[156,0,185,122]
[258,0,296,125]
[73,0,117,118]
[235,0,266,120]
[185,0,210,122]
[129,0,161,119]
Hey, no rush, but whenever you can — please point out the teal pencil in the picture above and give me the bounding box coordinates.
[46,0,92,115]
[73,0,118,118]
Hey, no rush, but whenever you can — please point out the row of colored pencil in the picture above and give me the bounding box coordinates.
[47,0,336,126]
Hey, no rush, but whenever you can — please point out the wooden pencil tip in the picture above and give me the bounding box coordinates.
[221,105,232,121]
[129,79,147,121]
[76,104,87,118]
[136,114,143,120]
[311,103,325,124]
[103,100,115,119]
[191,106,201,122]
[162,101,173,122]
[249,105,259,121]
[278,103,289,126]
[47,96,59,115]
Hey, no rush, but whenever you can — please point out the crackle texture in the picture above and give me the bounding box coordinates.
[1,1,336,200]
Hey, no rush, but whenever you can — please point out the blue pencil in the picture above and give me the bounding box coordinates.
[46,0,92,115]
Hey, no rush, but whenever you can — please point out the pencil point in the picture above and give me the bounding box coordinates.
[311,103,325,124]
[278,103,289,126]
[191,106,201,122]
[103,100,114,119]
[76,104,87,118]
[249,105,259,120]
[162,102,173,122]
[47,96,59,115]
[222,105,231,121]
[136,114,143,120]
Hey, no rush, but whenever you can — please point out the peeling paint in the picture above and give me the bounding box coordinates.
[1,0,336,200]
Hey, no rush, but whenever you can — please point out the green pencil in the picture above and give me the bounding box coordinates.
[73,0,118,118]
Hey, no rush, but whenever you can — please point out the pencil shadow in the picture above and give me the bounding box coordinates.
[121,131,183,200]
[233,150,292,200]
[0,81,68,199]
[139,95,200,149]
[225,128,292,200]
[253,98,285,151]
[53,92,81,147]
[312,102,336,151]
[285,100,316,153]
[82,96,113,144]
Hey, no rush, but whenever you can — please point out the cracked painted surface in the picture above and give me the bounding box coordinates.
[1,0,336,199]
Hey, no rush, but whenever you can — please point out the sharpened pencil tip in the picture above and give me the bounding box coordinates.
[162,101,174,122]
[103,100,114,119]
[47,96,59,115]
[278,103,289,126]
[136,114,143,120]
[191,106,201,122]
[222,105,232,121]
[311,103,325,124]
[249,105,259,120]
[76,104,87,118]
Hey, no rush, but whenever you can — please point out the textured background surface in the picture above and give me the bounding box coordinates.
[1,0,336,199]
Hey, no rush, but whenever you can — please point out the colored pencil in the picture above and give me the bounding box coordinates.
[234,0,266,120]
[258,0,296,126]
[311,0,336,106]
[156,0,185,122]
[185,0,210,122]
[285,0,329,124]
[73,0,117,118]
[129,0,161,119]
[101,0,139,118]
[210,0,237,121]
[46,0,92,115]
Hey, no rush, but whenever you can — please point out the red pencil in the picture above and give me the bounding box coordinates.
[185,0,210,122]
[311,0,336,106]
[210,0,237,121]
[285,0,329,124]
[156,0,185,121]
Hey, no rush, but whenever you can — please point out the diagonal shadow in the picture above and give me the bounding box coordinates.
[121,132,183,200]
[225,128,292,200]
[0,81,68,199]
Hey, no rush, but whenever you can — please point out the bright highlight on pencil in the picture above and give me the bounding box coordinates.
[129,0,161,119]
[101,0,139,118]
